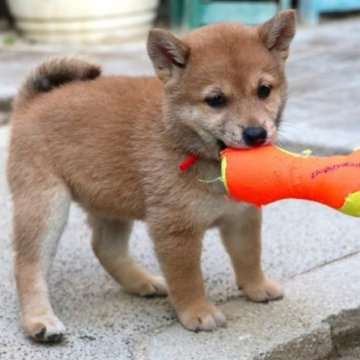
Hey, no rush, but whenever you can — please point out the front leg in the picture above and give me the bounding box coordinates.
[220,206,283,302]
[149,218,225,331]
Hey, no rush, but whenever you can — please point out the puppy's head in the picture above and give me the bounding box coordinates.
[147,10,296,159]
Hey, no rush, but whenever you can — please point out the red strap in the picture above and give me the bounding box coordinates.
[179,154,198,171]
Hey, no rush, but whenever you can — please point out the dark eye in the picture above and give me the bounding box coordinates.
[258,85,271,99]
[205,94,227,108]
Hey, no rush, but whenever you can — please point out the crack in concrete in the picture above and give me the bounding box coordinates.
[289,250,360,281]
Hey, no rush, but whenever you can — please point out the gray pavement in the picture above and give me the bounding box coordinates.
[331,347,360,360]
[1,16,360,360]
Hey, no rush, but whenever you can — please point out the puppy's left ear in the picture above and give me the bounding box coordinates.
[259,10,296,61]
[147,29,190,84]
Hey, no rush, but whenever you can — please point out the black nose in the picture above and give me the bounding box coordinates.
[242,127,267,146]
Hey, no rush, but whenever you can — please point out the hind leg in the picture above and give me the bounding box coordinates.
[90,218,167,297]
[12,184,70,342]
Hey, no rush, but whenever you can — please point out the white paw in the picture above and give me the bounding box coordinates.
[24,315,65,343]
[124,275,168,297]
[179,302,226,331]
[241,277,284,303]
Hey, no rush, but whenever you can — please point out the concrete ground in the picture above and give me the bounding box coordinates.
[331,346,360,360]
[0,16,360,360]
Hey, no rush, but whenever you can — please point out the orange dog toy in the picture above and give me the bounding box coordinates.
[221,146,360,217]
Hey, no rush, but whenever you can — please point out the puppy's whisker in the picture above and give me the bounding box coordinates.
[275,134,293,149]
[276,134,292,144]
[279,121,303,130]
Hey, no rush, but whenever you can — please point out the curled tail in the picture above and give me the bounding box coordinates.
[16,57,101,107]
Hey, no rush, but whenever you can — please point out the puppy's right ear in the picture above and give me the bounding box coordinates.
[147,29,190,83]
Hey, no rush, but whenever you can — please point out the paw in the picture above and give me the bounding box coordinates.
[24,315,65,343]
[241,277,284,303]
[178,302,226,331]
[123,275,168,297]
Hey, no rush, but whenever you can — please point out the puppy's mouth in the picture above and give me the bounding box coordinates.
[217,133,276,151]
[217,139,227,151]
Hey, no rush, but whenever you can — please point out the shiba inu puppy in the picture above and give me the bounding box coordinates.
[7,10,296,342]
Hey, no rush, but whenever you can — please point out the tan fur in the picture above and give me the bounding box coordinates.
[7,10,296,341]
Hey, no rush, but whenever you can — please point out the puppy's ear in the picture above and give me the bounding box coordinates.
[259,10,296,61]
[147,29,190,83]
